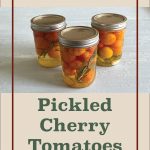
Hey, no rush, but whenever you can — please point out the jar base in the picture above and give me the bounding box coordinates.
[38,55,61,68]
[63,74,95,88]
[97,55,121,67]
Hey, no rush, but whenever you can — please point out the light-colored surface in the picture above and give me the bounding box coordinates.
[139,94,150,150]
[1,93,150,150]
[1,0,150,7]
[0,8,150,93]
[0,94,12,150]
[0,93,136,150]
[139,8,150,92]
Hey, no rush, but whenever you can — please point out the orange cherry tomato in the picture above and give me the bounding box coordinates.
[34,31,44,37]
[64,68,76,76]
[77,46,96,62]
[48,46,60,58]
[114,30,125,40]
[76,55,84,62]
[99,31,107,37]
[34,37,49,49]
[69,48,86,56]
[111,40,123,49]
[81,51,91,62]
[112,48,122,56]
[98,42,104,49]
[44,32,51,41]
[50,32,58,42]
[81,70,95,82]
[101,33,116,45]
[88,46,96,54]
[62,51,76,63]
[63,63,76,76]
[70,60,83,69]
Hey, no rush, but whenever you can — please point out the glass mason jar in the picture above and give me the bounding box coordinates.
[91,13,127,66]
[59,26,99,88]
[31,14,66,67]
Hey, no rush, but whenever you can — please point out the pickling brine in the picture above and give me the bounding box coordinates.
[61,45,97,88]
[59,26,99,88]
[31,14,66,67]
[97,29,125,66]
[91,13,127,66]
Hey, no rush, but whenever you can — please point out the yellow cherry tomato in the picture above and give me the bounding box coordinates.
[98,47,113,59]
[69,48,86,56]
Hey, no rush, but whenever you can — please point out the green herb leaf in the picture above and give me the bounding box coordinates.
[77,50,96,82]
[39,42,54,57]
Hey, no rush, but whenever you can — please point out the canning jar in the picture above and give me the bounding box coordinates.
[91,13,127,66]
[59,26,99,88]
[31,14,66,67]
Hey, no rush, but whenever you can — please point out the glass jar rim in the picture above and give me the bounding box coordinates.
[31,14,66,32]
[59,26,99,48]
[91,13,127,30]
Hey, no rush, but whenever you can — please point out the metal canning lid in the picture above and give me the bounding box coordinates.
[91,13,127,30]
[31,14,66,32]
[58,26,99,48]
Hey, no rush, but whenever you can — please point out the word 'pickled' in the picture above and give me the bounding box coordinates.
[38,98,112,112]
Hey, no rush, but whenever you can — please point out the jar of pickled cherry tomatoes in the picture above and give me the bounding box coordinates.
[58,26,99,88]
[91,13,127,66]
[31,14,66,67]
